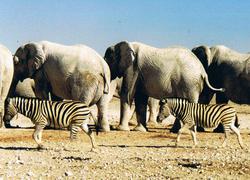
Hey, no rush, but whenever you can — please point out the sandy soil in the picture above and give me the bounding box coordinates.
[0,98,249,179]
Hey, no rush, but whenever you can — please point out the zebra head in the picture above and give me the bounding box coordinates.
[158,98,189,121]
[4,98,18,123]
[157,99,172,122]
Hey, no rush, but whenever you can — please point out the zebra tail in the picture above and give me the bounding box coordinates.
[235,114,240,128]
[90,111,99,136]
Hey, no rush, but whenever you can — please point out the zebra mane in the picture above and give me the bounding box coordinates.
[161,97,191,104]
[11,96,85,105]
[11,96,42,103]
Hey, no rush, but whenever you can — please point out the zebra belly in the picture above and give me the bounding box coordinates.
[196,118,219,128]
[46,117,71,129]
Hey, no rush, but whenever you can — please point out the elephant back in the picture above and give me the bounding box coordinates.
[0,45,13,71]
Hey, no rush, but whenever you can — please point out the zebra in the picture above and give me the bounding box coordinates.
[159,98,244,149]
[4,97,96,150]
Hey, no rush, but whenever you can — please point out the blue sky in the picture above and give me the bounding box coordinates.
[1,0,250,54]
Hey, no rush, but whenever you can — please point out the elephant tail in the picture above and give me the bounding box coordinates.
[204,74,225,92]
[100,62,110,95]
[102,73,109,94]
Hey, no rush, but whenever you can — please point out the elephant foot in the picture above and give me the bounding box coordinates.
[99,124,110,132]
[133,125,147,132]
[147,121,159,128]
[147,121,158,126]
[117,124,130,131]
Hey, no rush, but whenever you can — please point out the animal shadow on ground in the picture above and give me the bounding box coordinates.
[0,146,38,151]
[99,144,217,149]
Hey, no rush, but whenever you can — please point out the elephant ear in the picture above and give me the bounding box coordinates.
[192,45,211,71]
[24,43,45,77]
[116,41,136,77]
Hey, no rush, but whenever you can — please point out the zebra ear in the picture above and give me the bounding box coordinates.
[160,99,166,105]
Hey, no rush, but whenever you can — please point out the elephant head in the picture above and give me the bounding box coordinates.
[104,41,138,104]
[104,41,136,79]
[13,43,46,81]
[192,45,213,71]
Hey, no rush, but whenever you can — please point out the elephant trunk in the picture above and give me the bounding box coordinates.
[7,77,19,98]
[122,63,139,105]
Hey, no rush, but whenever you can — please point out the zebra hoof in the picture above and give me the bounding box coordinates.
[37,145,44,150]
[90,147,98,153]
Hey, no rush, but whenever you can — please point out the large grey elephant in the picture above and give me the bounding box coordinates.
[104,41,224,132]
[192,45,250,104]
[0,44,14,127]
[12,41,111,131]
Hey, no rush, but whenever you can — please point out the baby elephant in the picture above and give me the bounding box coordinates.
[4,97,96,150]
[159,98,244,149]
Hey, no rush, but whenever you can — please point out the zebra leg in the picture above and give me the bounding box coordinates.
[33,124,45,149]
[230,124,244,149]
[70,125,80,140]
[189,125,197,147]
[175,121,184,147]
[81,123,96,150]
[222,130,229,148]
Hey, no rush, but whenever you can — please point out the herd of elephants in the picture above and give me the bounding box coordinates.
[0,40,249,133]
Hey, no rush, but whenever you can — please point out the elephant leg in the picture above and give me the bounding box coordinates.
[213,92,229,133]
[170,118,182,133]
[117,96,134,131]
[1,81,12,128]
[133,93,148,132]
[216,92,229,104]
[147,98,159,125]
[96,94,110,132]
[198,86,215,104]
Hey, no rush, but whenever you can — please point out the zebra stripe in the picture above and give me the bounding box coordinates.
[5,97,96,150]
[163,98,244,148]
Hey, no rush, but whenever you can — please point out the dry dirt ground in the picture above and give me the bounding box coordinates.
[0,98,249,179]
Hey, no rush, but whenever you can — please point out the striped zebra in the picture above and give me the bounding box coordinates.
[4,97,96,150]
[159,98,244,149]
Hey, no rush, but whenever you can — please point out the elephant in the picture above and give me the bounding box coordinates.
[192,45,250,104]
[104,41,224,132]
[0,44,14,127]
[12,41,111,131]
